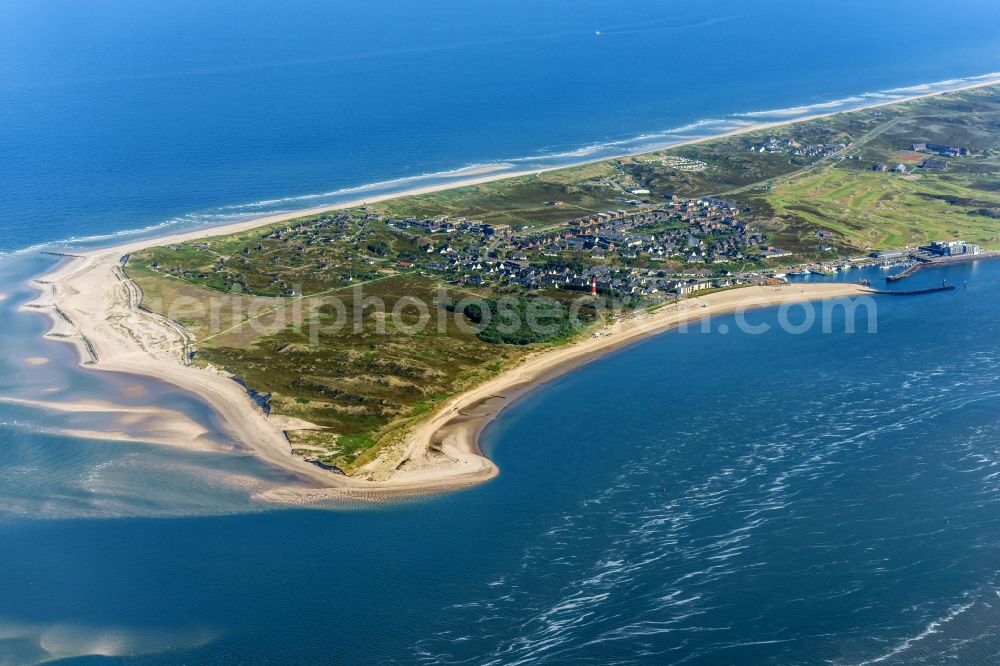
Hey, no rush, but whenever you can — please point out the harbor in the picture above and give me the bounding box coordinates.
[884,242,1000,282]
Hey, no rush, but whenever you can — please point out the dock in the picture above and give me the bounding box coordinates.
[885,251,1000,282]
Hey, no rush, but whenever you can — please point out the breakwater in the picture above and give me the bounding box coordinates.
[871,285,957,296]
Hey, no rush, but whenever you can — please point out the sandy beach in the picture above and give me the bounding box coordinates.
[24,77,996,502]
[377,283,872,491]
[28,242,871,502]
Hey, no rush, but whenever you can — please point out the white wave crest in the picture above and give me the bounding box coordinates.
[7,70,1000,260]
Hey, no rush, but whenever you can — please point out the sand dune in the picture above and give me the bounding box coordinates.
[25,75,987,501]
[27,245,869,503]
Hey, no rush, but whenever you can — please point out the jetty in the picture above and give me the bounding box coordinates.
[885,251,1000,282]
[41,251,85,259]
[870,284,956,296]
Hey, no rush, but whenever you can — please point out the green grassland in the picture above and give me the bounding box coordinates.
[126,85,1000,472]
[130,261,603,471]
[756,87,1000,252]
[764,166,1000,251]
[195,274,534,470]
[365,126,848,228]
[369,162,624,231]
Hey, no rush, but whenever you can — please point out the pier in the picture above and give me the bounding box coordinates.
[870,284,956,296]
[885,251,1000,282]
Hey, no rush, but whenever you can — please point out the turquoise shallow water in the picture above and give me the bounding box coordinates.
[3,0,1000,662]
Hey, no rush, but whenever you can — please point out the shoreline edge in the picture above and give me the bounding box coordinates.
[23,76,997,502]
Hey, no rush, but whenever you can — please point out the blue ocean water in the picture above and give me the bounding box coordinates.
[2,261,1000,664]
[2,0,1000,253]
[3,0,1000,663]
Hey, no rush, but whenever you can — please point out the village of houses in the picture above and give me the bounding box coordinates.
[151,132,987,307]
[377,196,769,300]
[871,141,976,174]
[747,133,975,174]
[156,194,772,303]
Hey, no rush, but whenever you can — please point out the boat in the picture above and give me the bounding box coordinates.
[788,269,812,277]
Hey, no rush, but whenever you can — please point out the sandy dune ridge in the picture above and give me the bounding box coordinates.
[26,244,869,502]
[24,76,992,501]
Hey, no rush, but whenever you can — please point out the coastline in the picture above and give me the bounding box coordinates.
[23,77,997,502]
[28,247,870,503]
[390,283,871,492]
[15,74,1000,262]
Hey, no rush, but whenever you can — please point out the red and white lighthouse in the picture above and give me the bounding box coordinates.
[591,276,598,297]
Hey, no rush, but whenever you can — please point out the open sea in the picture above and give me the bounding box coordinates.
[2,1,1000,663]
